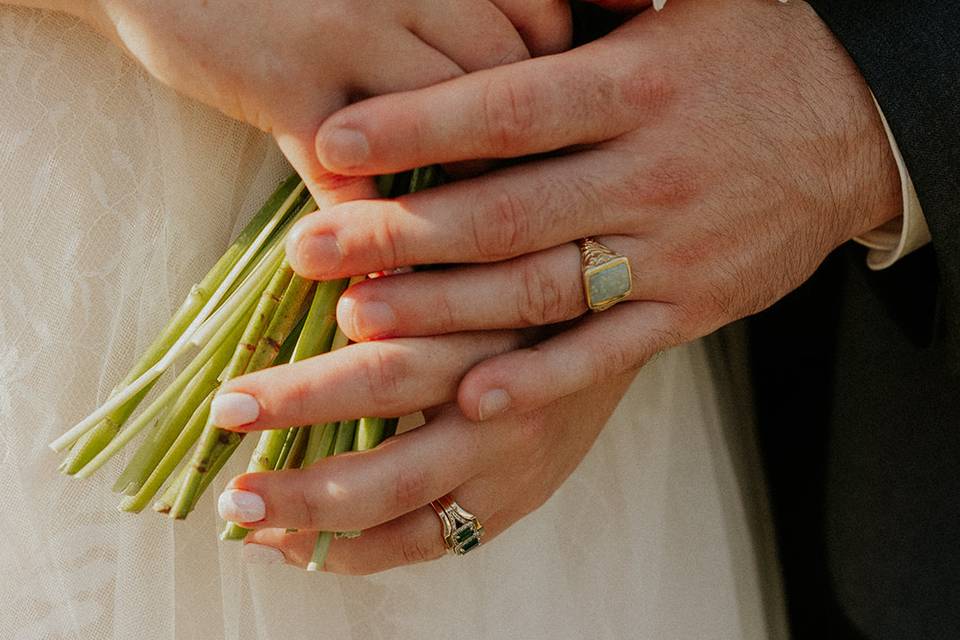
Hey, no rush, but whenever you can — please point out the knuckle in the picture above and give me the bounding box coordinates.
[627,156,703,209]
[584,341,635,387]
[515,262,567,326]
[391,465,429,514]
[645,159,703,208]
[482,76,538,152]
[333,201,408,270]
[282,375,315,424]
[663,240,710,271]
[430,287,458,334]
[358,346,410,411]
[374,210,405,268]
[471,189,532,260]
[617,63,675,118]
[297,479,327,530]
[395,529,443,566]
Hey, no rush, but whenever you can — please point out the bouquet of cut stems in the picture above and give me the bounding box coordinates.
[49,168,439,570]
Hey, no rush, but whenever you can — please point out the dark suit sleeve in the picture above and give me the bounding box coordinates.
[804,0,960,364]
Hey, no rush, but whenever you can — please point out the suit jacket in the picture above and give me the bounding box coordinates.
[750,2,960,638]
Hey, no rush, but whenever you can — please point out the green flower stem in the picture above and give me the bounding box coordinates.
[219,425,290,540]
[273,315,306,367]
[306,532,334,572]
[112,350,222,496]
[247,273,317,372]
[303,422,337,466]
[50,179,307,453]
[169,262,295,519]
[114,302,249,495]
[193,437,241,510]
[291,278,349,362]
[382,417,400,440]
[252,428,293,474]
[60,417,126,475]
[333,417,398,540]
[118,390,214,513]
[354,417,388,452]
[408,166,438,193]
[273,427,299,470]
[158,436,241,518]
[304,420,359,563]
[376,173,396,198]
[218,274,318,537]
[152,464,188,514]
[175,268,316,519]
[186,204,301,350]
[60,178,303,471]
[333,420,358,456]
[73,288,259,480]
[280,427,310,470]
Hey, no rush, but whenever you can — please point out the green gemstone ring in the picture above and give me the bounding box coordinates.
[577,237,633,312]
[430,495,484,556]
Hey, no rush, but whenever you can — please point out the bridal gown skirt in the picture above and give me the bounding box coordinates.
[0,9,785,639]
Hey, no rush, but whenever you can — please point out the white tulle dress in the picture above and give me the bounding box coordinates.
[0,8,785,640]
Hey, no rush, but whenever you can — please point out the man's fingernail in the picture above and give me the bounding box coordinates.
[210,392,260,428]
[292,233,342,277]
[218,489,266,523]
[339,298,396,339]
[478,389,511,421]
[242,543,286,565]
[321,127,369,169]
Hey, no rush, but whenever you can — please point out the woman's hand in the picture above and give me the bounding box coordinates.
[282,0,901,419]
[220,371,635,573]
[65,0,570,203]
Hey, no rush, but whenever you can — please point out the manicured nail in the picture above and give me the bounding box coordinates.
[338,297,396,339]
[368,266,414,278]
[210,392,260,428]
[218,489,266,523]
[478,389,511,421]
[321,127,369,169]
[242,543,286,565]
[293,233,342,277]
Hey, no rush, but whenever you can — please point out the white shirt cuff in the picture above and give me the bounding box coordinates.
[853,96,930,270]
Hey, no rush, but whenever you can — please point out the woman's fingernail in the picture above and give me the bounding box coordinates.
[367,266,414,278]
[339,298,396,339]
[478,389,511,421]
[210,392,260,428]
[218,489,266,523]
[294,233,342,277]
[321,127,369,169]
[242,543,286,565]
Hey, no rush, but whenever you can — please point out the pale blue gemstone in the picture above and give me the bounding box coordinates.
[588,262,631,305]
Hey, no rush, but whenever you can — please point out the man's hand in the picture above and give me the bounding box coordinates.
[279,0,901,420]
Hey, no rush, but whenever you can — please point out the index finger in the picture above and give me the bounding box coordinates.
[219,406,486,532]
[314,30,663,174]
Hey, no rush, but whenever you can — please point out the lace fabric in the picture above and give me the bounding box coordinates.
[0,8,779,639]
